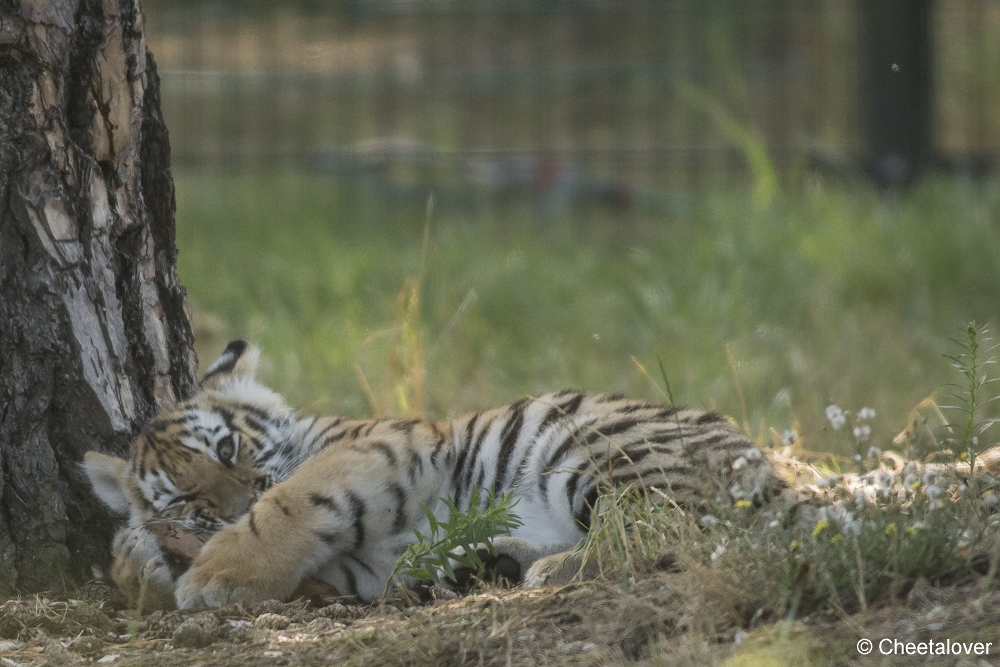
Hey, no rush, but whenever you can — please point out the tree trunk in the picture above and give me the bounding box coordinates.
[0,0,196,595]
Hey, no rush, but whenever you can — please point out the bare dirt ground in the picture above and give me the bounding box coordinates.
[3,570,1000,667]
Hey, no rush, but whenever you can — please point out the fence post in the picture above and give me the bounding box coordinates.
[859,0,933,187]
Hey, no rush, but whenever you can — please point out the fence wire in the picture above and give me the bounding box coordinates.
[145,0,1000,206]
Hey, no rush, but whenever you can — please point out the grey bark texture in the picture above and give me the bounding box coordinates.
[0,0,196,595]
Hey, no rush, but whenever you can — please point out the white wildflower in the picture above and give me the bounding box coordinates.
[865,445,881,459]
[857,407,876,421]
[700,514,718,528]
[710,544,726,562]
[826,405,846,430]
[732,456,747,471]
[875,471,894,494]
[854,454,862,462]
[983,492,999,507]
[904,473,918,488]
[924,484,941,498]
[733,630,749,645]
[929,499,944,511]
[768,519,781,528]
[825,506,860,535]
[742,447,762,460]
[854,488,873,505]
[827,506,844,521]
[957,529,974,549]
[816,474,840,488]
[782,429,797,446]
[838,517,860,536]
[853,425,872,441]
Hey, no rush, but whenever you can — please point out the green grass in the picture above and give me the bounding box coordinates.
[174,172,1000,456]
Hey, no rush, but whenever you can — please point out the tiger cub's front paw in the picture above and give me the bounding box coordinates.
[110,526,177,610]
[174,525,298,609]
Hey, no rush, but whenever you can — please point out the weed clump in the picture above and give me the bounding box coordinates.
[559,324,1000,628]
[389,486,523,594]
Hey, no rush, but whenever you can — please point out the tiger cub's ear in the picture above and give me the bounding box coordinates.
[200,340,261,390]
[82,452,132,515]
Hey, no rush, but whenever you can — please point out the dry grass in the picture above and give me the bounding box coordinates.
[5,569,1000,666]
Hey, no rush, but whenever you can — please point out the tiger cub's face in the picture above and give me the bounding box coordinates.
[84,341,291,530]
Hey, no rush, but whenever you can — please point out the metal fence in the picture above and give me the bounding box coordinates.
[144,0,1000,205]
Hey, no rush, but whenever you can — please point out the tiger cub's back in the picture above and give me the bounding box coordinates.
[447,390,782,531]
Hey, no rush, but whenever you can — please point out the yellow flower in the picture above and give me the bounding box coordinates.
[735,500,753,508]
[789,540,799,550]
[884,523,898,535]
[959,451,969,460]
[812,519,829,537]
[905,525,917,534]
[830,533,844,543]
[982,490,995,498]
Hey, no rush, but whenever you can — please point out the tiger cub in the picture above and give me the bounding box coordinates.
[84,340,782,609]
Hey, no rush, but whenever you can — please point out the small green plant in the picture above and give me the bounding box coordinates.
[942,322,1000,476]
[388,486,523,592]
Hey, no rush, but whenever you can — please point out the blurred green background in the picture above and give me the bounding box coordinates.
[145,1,1000,456]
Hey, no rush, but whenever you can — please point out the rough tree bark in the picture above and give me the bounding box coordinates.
[0,0,196,595]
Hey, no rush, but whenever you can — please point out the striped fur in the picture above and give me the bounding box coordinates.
[84,341,782,609]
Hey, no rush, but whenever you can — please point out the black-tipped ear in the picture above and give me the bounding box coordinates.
[200,340,260,390]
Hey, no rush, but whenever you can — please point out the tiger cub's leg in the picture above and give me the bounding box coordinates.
[523,543,683,587]
[522,549,606,587]
[174,483,333,609]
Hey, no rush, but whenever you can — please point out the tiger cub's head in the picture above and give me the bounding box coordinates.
[84,340,293,530]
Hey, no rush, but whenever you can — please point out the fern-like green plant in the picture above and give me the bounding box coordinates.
[388,486,522,593]
[943,322,1000,476]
